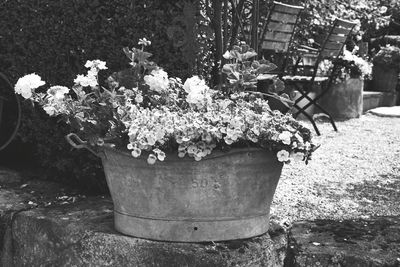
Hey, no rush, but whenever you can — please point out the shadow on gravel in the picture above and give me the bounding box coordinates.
[314,170,400,203]
[346,172,400,204]
[310,169,400,218]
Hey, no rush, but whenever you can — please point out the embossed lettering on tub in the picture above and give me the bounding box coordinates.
[191,176,222,191]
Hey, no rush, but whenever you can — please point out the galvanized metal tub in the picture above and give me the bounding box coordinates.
[100,146,283,242]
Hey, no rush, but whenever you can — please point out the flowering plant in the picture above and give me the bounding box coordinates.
[317,48,372,83]
[222,44,294,112]
[14,39,317,165]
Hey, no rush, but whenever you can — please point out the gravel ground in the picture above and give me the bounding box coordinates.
[271,113,400,224]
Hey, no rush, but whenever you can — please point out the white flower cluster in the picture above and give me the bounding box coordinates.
[124,93,312,164]
[342,50,372,80]
[14,73,45,99]
[318,50,372,82]
[144,69,169,93]
[276,130,311,162]
[183,76,213,108]
[317,59,334,77]
[43,86,70,116]
[74,60,108,87]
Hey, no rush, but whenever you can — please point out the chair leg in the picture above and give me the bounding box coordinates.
[293,92,316,117]
[294,86,337,132]
[291,84,322,135]
[310,101,338,132]
[297,81,332,112]
[293,102,321,136]
[292,83,316,117]
[297,82,338,132]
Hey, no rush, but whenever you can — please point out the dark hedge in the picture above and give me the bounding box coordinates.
[0,0,204,192]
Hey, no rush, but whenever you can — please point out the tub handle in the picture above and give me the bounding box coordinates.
[65,133,99,157]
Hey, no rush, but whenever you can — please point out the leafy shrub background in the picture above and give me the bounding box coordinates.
[272,0,400,52]
[0,0,210,192]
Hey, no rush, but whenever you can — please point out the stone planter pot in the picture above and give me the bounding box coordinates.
[319,78,363,119]
[66,134,283,242]
[372,64,399,93]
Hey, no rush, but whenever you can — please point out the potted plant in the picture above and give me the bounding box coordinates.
[371,45,400,105]
[13,39,317,242]
[318,48,372,119]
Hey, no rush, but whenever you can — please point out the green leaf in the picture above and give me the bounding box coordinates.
[256,63,277,74]
[221,64,236,74]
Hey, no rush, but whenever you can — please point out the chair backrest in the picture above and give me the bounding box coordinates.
[293,18,356,77]
[258,1,304,53]
[255,1,304,76]
[319,18,356,59]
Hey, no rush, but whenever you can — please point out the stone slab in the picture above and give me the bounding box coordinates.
[287,217,400,267]
[363,91,384,112]
[0,188,30,266]
[0,168,86,266]
[368,106,400,118]
[11,198,288,267]
[363,91,398,112]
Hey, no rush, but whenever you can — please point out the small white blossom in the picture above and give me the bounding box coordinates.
[85,60,107,70]
[138,38,151,46]
[43,105,56,116]
[304,142,311,150]
[47,86,69,100]
[222,50,234,60]
[135,94,143,103]
[278,131,292,145]
[153,149,166,161]
[277,150,290,162]
[147,154,157,164]
[131,147,141,158]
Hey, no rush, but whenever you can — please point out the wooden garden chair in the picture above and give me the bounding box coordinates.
[257,1,304,76]
[282,18,356,135]
[247,1,304,112]
[240,1,304,71]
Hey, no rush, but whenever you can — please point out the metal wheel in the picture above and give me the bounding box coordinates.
[0,72,21,151]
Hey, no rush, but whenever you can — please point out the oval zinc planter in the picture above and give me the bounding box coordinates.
[67,134,283,242]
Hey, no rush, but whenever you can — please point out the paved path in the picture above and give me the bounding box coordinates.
[368,106,400,117]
